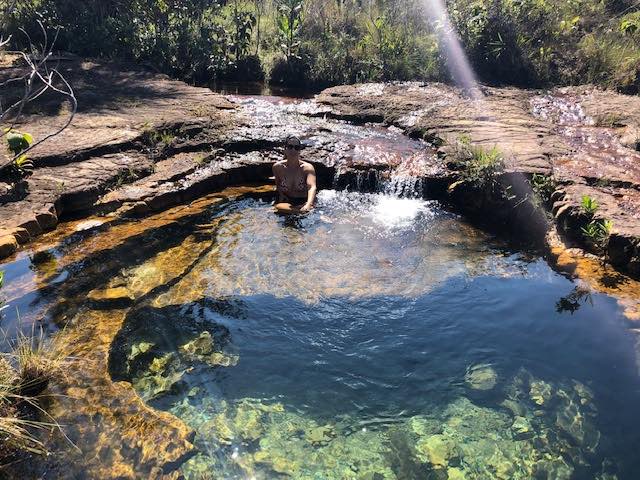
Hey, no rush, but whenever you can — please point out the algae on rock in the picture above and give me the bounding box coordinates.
[464,363,498,390]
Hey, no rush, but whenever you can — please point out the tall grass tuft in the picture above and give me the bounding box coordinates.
[1,324,72,465]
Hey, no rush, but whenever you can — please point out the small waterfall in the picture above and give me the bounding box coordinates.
[331,167,426,198]
[381,175,425,198]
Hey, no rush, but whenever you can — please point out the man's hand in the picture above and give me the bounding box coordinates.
[300,204,313,213]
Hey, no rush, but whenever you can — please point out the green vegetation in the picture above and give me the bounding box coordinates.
[0,324,69,465]
[142,126,176,153]
[4,129,35,179]
[452,136,507,194]
[581,194,600,215]
[529,173,557,205]
[0,275,68,462]
[4,0,639,90]
[580,194,613,255]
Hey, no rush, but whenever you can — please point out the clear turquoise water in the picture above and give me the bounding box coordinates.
[103,192,640,479]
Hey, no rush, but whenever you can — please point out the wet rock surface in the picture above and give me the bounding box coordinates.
[152,368,612,480]
[316,83,640,277]
[0,188,270,479]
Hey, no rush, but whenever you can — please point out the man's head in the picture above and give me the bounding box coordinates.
[284,135,302,160]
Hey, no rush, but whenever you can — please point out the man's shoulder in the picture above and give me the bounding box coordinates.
[301,161,315,172]
[273,160,286,169]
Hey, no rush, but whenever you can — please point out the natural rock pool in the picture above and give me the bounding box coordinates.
[4,186,639,479]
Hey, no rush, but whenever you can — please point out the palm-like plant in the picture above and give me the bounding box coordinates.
[277,0,303,62]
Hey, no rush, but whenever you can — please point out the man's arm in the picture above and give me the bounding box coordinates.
[272,163,285,202]
[301,165,317,212]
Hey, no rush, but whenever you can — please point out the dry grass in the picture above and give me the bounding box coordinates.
[1,325,73,463]
[10,326,69,396]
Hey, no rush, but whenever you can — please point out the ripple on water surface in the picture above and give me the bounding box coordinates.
[102,192,640,479]
[2,190,640,479]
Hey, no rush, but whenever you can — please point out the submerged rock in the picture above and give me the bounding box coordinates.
[500,399,526,418]
[464,363,498,391]
[180,331,215,357]
[511,416,534,440]
[447,466,467,480]
[555,395,601,452]
[532,456,573,480]
[87,286,134,308]
[133,352,186,400]
[135,369,185,400]
[408,415,439,438]
[205,351,239,367]
[305,424,337,447]
[128,341,155,362]
[572,380,594,406]
[149,352,177,374]
[415,433,458,469]
[177,330,239,368]
[203,413,236,445]
[529,379,553,406]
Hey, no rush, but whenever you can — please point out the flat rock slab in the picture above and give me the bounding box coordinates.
[2,66,640,275]
[316,82,568,174]
[0,59,235,170]
[0,60,241,256]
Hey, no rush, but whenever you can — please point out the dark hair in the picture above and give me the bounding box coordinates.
[284,135,302,146]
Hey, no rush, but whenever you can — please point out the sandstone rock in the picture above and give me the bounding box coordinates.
[148,352,177,375]
[87,286,134,308]
[305,424,337,446]
[35,207,58,231]
[205,352,239,367]
[0,235,18,257]
[529,379,553,406]
[179,331,214,357]
[18,216,42,237]
[128,342,155,362]
[3,227,30,244]
[464,363,498,390]
[511,416,534,440]
[447,467,467,480]
[11,227,31,245]
[416,434,458,468]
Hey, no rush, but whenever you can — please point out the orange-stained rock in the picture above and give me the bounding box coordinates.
[0,235,18,258]
[547,232,640,322]
[87,286,135,308]
[45,309,196,479]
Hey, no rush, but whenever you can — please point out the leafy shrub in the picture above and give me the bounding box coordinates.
[579,194,613,255]
[581,194,599,215]
[4,129,35,179]
[529,173,557,205]
[452,136,507,194]
[4,0,640,90]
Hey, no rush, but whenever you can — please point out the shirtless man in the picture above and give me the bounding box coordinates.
[272,135,317,214]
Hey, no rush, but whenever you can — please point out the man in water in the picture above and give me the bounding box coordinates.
[272,135,317,213]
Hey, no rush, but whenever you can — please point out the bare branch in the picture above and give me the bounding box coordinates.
[16,70,77,160]
[0,19,75,174]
